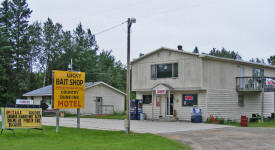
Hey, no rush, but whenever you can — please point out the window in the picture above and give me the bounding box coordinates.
[143,95,152,104]
[42,96,51,104]
[238,95,244,107]
[151,63,178,79]
[151,65,156,79]
[182,94,198,106]
[252,68,264,77]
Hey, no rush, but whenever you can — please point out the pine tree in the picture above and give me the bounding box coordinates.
[193,46,199,53]
[0,0,32,99]
[209,47,242,59]
[268,56,275,66]
[41,18,64,86]
[0,26,14,106]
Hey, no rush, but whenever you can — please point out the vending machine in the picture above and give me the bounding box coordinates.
[130,99,143,120]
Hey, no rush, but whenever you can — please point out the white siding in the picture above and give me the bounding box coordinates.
[62,84,125,114]
[174,92,206,121]
[132,48,275,121]
[132,49,203,91]
[240,92,274,118]
[206,89,240,120]
[33,96,42,105]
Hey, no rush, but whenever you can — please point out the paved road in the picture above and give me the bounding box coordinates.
[40,117,229,134]
[160,127,275,150]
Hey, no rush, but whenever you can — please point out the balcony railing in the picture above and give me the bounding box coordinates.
[236,77,275,92]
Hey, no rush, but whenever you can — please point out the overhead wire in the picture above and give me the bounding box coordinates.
[95,21,126,36]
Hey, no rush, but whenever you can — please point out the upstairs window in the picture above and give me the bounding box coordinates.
[252,68,264,77]
[238,95,244,107]
[151,63,178,79]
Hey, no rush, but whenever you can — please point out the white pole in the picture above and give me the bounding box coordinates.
[71,58,81,128]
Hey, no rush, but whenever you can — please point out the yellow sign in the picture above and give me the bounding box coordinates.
[53,70,85,109]
[2,108,42,129]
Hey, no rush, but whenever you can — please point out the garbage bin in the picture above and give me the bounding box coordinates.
[240,115,248,127]
[191,115,202,123]
[191,107,202,123]
[140,113,145,120]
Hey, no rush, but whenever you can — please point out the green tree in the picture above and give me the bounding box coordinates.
[249,58,265,64]
[193,46,199,53]
[209,47,242,59]
[268,55,275,66]
[40,18,64,86]
[0,27,14,105]
[0,0,32,99]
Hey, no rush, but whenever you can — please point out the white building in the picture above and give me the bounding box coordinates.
[131,47,275,121]
[23,82,126,114]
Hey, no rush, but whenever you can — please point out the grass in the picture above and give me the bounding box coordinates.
[62,112,127,120]
[0,123,190,150]
[43,111,126,120]
[206,118,275,128]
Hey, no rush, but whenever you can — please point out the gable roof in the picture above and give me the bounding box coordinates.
[23,82,126,97]
[152,83,174,90]
[131,47,275,69]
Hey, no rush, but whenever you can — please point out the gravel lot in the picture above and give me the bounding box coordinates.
[160,127,275,150]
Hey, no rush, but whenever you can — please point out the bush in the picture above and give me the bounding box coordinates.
[205,117,212,123]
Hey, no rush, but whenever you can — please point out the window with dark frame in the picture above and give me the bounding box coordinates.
[252,68,264,77]
[143,95,152,104]
[182,94,198,106]
[238,95,244,107]
[151,63,178,79]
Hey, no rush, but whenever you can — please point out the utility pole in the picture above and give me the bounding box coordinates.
[125,18,136,134]
[261,77,265,123]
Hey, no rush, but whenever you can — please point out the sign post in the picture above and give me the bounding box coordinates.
[52,70,85,132]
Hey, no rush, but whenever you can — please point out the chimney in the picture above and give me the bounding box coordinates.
[177,45,183,51]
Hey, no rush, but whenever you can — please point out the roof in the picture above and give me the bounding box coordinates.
[131,47,275,69]
[23,82,126,97]
[152,83,174,90]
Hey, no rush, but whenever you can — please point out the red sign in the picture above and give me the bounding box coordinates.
[156,89,166,95]
[266,78,275,86]
[185,95,193,101]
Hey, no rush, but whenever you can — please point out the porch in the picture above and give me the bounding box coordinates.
[236,77,275,92]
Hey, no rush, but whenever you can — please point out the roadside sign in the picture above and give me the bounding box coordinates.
[16,99,34,105]
[53,70,85,109]
[2,108,42,129]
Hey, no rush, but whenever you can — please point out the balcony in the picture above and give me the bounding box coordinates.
[236,77,275,92]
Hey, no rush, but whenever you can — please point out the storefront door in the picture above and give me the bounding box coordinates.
[166,94,174,116]
[159,96,166,117]
[96,97,103,114]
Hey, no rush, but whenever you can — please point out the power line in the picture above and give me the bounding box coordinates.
[95,21,126,36]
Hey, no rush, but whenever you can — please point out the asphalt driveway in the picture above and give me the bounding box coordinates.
[40,117,228,134]
[160,127,275,150]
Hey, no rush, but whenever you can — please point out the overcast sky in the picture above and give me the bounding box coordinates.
[26,0,275,64]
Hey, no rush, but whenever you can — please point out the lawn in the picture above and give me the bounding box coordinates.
[63,112,126,120]
[0,123,190,150]
[213,120,275,128]
[43,111,127,120]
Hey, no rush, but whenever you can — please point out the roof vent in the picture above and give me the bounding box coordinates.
[177,45,183,51]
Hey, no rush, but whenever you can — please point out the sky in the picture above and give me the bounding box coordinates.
[24,0,275,64]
